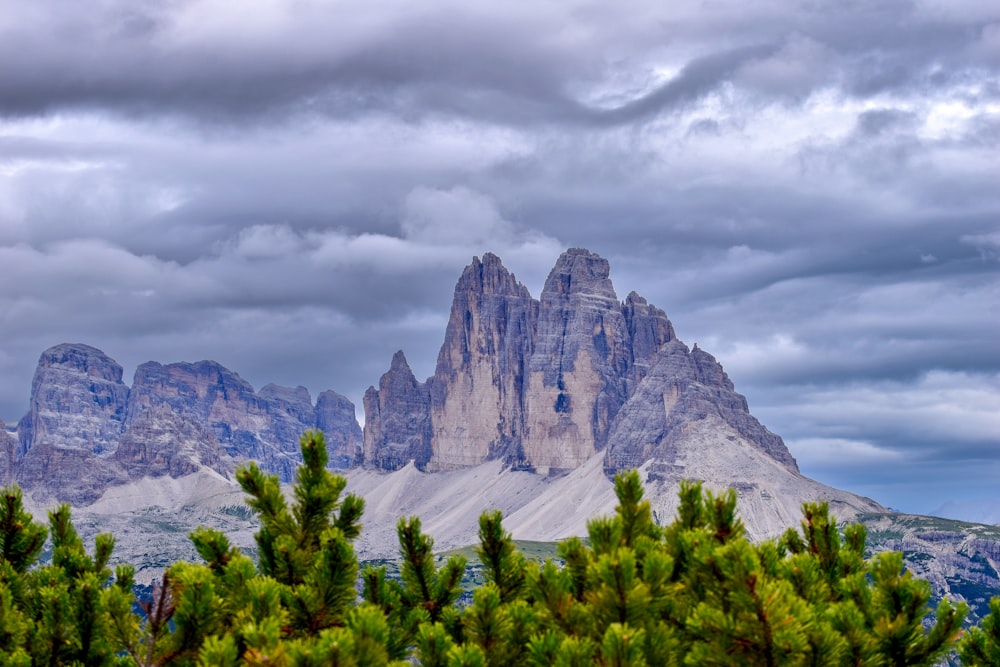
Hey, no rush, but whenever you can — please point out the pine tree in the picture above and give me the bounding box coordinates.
[961,597,1000,666]
[0,433,980,665]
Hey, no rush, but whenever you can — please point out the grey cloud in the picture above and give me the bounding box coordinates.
[855,108,920,137]
[1,0,994,129]
[1,0,998,513]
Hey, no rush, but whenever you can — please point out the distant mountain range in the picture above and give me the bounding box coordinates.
[2,248,999,619]
[2,248,878,534]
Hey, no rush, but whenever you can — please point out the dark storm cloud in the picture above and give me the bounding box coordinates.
[1,0,994,128]
[0,0,998,513]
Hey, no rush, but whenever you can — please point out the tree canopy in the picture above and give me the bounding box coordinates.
[1,430,994,665]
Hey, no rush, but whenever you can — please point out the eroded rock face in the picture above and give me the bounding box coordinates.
[128,364,316,482]
[363,351,433,471]
[16,439,126,504]
[10,344,363,501]
[603,341,798,473]
[622,291,675,390]
[522,249,633,472]
[1,420,19,485]
[362,248,793,478]
[17,343,130,458]
[316,390,363,469]
[15,344,131,502]
[115,405,223,479]
[427,253,537,470]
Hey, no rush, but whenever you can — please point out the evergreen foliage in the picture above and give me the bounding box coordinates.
[0,430,991,664]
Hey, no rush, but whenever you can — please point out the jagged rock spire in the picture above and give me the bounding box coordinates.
[361,248,799,481]
[363,351,433,471]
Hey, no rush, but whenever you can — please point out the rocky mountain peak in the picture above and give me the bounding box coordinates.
[36,342,125,383]
[18,343,130,460]
[454,252,531,298]
[541,248,617,300]
[389,350,412,374]
[8,345,363,502]
[363,248,802,483]
[259,384,312,406]
[363,351,432,471]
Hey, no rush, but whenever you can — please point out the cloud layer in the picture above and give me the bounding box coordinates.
[1,0,998,513]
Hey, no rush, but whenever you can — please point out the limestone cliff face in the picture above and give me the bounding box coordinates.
[363,351,432,471]
[128,363,312,482]
[622,291,675,390]
[10,343,363,502]
[114,405,222,479]
[17,343,130,459]
[316,390,363,469]
[1,420,19,485]
[362,248,795,479]
[15,344,130,502]
[426,253,537,470]
[603,341,798,474]
[522,249,634,472]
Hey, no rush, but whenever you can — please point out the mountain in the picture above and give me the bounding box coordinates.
[3,249,880,529]
[7,343,362,504]
[3,247,997,615]
[861,512,1000,622]
[361,248,880,539]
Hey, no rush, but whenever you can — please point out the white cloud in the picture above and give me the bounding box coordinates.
[402,186,516,245]
[229,223,309,259]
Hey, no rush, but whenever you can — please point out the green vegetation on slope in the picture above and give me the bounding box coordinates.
[3,430,1000,665]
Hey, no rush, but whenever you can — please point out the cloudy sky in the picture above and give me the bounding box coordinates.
[1,0,998,514]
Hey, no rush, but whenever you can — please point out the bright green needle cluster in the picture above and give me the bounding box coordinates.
[0,431,993,665]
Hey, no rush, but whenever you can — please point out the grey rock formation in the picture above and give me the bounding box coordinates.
[10,248,801,511]
[427,253,537,470]
[316,390,363,469]
[16,438,126,504]
[10,343,363,501]
[17,343,129,458]
[622,291,675,390]
[1,420,19,485]
[522,249,656,472]
[363,248,796,479]
[605,341,798,473]
[363,351,432,471]
[128,363,309,482]
[15,344,130,502]
[115,405,222,479]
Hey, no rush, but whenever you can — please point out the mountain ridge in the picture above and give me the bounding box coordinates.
[1,248,882,549]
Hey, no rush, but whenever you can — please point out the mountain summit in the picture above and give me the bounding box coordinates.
[363,247,797,476]
[354,249,879,544]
